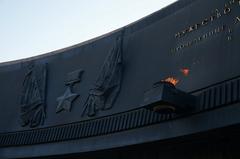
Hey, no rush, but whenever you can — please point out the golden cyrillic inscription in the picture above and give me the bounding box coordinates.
[172,0,240,53]
[236,16,240,23]
[172,26,225,53]
[175,0,239,39]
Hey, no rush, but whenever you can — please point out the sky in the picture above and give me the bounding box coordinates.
[0,0,177,63]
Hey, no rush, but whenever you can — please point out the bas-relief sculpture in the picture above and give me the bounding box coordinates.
[56,32,125,117]
[82,33,124,117]
[56,87,79,113]
[20,63,47,128]
[19,31,124,126]
[56,69,84,113]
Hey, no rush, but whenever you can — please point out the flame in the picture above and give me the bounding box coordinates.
[180,68,190,76]
[162,77,179,86]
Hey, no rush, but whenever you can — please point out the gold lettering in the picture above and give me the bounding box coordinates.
[208,30,214,36]
[174,2,236,39]
[214,27,221,33]
[193,39,197,43]
[176,47,180,51]
[221,25,225,31]
[210,15,216,22]
[228,0,235,5]
[202,19,209,25]
[195,23,201,30]
[172,25,226,52]
[189,26,194,32]
[236,16,240,23]
[182,28,188,34]
[202,33,208,39]
[175,32,181,38]
[224,7,231,14]
[215,9,222,18]
[184,42,189,47]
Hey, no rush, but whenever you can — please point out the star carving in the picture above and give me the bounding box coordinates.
[56,87,79,113]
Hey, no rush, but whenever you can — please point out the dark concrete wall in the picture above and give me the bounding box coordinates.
[1,0,239,132]
[0,0,240,158]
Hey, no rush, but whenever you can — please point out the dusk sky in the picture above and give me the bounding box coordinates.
[0,0,177,63]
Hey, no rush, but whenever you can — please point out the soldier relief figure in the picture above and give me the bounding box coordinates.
[20,63,47,128]
[82,32,124,117]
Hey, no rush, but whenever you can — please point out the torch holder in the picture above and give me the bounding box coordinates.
[142,81,196,114]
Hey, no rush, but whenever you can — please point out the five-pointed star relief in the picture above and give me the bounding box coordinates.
[56,87,79,113]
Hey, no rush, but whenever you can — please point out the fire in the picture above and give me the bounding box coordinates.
[162,77,179,86]
[180,68,190,76]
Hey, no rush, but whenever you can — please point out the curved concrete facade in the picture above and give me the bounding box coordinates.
[1,0,240,158]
